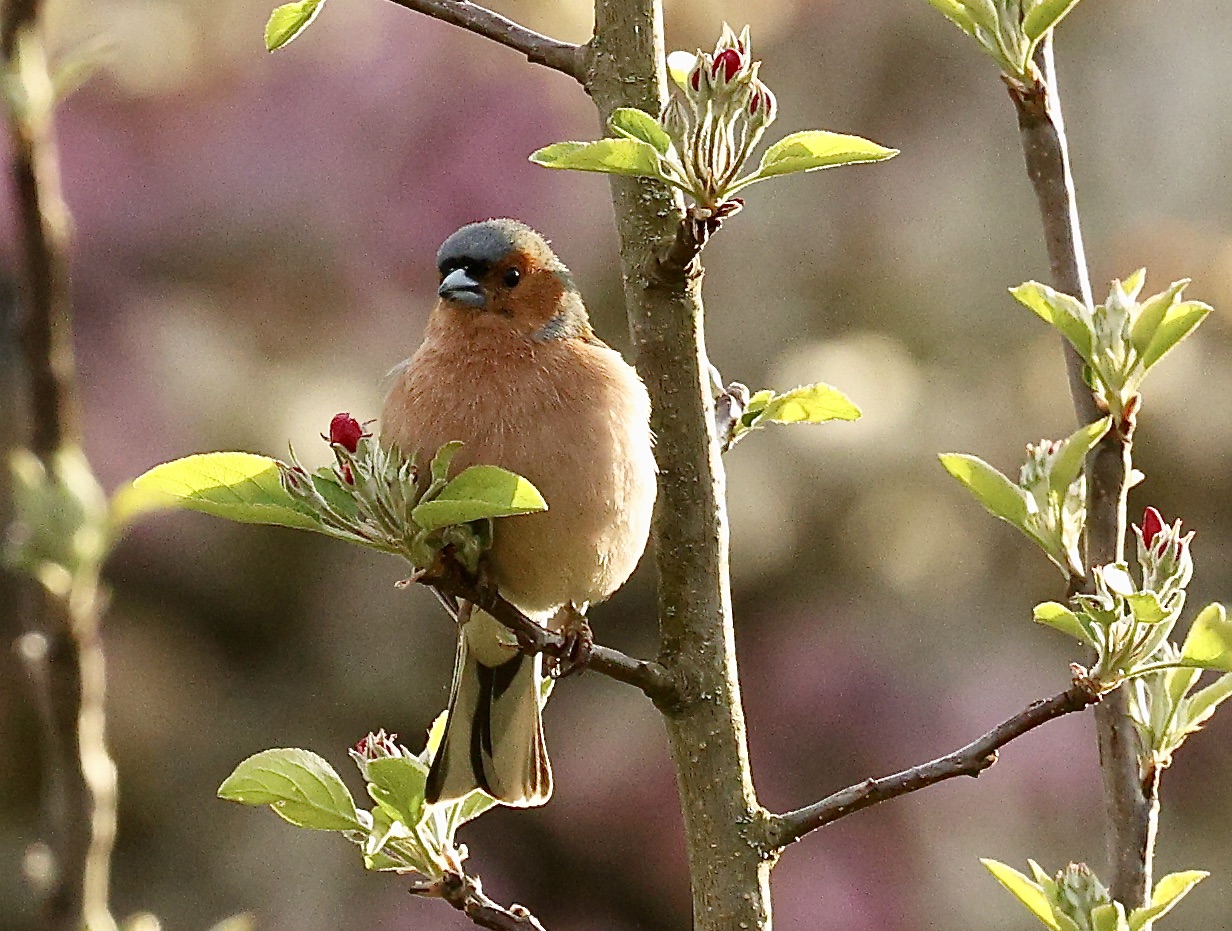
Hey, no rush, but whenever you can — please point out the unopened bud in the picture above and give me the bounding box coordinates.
[328,412,369,453]
[350,729,408,778]
[712,48,743,84]
[661,91,692,147]
[1142,506,1164,547]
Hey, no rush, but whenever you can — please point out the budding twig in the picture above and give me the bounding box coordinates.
[423,556,683,709]
[382,0,586,84]
[410,870,548,931]
[765,681,1101,850]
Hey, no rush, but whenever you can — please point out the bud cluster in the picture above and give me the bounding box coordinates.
[1134,506,1194,611]
[1052,863,1114,931]
[1018,437,1086,578]
[660,24,777,211]
[279,414,490,573]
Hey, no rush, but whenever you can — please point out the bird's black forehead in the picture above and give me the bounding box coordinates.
[435,218,569,280]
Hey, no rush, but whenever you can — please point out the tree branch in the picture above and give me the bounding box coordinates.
[410,870,548,931]
[1009,37,1146,908]
[381,0,586,84]
[766,681,1101,850]
[422,557,683,709]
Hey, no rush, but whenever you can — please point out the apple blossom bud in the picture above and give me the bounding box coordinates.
[1142,506,1164,546]
[328,412,369,453]
[661,91,692,147]
[712,48,743,83]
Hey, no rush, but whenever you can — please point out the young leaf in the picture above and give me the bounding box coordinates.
[608,107,673,156]
[758,384,862,425]
[738,130,897,186]
[1128,279,1187,361]
[1010,282,1093,362]
[529,139,665,179]
[264,0,326,52]
[1128,870,1208,931]
[1182,673,1232,734]
[411,464,547,531]
[112,452,319,532]
[1139,300,1211,371]
[1022,0,1085,43]
[1180,603,1232,672]
[981,859,1062,930]
[1089,902,1127,931]
[939,453,1031,528]
[1034,602,1095,646]
[1125,592,1170,627]
[218,748,362,831]
[925,0,980,38]
[1047,417,1111,496]
[429,440,463,486]
[365,756,429,829]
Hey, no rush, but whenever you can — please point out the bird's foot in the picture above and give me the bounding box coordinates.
[547,605,593,679]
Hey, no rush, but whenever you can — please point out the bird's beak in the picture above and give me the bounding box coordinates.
[438,268,486,308]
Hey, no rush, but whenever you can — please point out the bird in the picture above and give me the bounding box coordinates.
[381,218,657,807]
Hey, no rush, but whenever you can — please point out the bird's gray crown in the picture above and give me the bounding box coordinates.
[436,219,576,291]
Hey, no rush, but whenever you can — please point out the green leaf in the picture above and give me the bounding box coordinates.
[1140,300,1211,371]
[1182,672,1232,733]
[1011,281,1093,362]
[529,138,666,179]
[1129,279,1187,360]
[1128,870,1208,930]
[1048,417,1111,496]
[365,756,428,829]
[451,787,499,827]
[1126,592,1170,627]
[608,108,673,156]
[1180,603,1232,672]
[412,464,547,531]
[1090,902,1127,931]
[113,452,319,532]
[739,130,898,185]
[981,859,1062,930]
[1033,601,1095,646]
[264,0,325,51]
[429,440,463,486]
[1023,0,1085,43]
[925,0,980,37]
[939,453,1031,528]
[758,383,862,425]
[218,749,362,831]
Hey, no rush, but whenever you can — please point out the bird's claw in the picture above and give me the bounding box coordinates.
[547,608,593,679]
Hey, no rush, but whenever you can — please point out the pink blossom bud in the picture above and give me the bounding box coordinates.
[354,730,401,761]
[712,48,742,83]
[1142,507,1164,546]
[328,412,368,453]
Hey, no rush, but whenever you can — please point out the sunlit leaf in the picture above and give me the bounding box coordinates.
[264,0,326,51]
[1090,902,1127,931]
[981,859,1062,930]
[608,107,673,156]
[1128,870,1208,931]
[758,384,862,425]
[1140,300,1211,371]
[1047,417,1110,496]
[1011,281,1093,362]
[411,464,547,531]
[1023,0,1085,43]
[1126,592,1169,627]
[1033,601,1095,646]
[112,452,319,532]
[1128,279,1187,360]
[925,0,980,38]
[530,138,665,179]
[365,756,429,829]
[1182,673,1232,734]
[218,748,361,831]
[939,454,1031,528]
[740,130,898,185]
[1180,603,1232,672]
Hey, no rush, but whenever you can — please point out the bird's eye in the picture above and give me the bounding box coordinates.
[503,267,521,287]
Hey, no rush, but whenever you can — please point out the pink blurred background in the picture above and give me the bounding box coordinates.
[4,0,1232,928]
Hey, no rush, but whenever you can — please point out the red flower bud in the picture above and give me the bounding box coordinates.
[340,461,354,485]
[328,412,368,453]
[749,91,761,114]
[1142,506,1165,546]
[712,48,742,82]
[690,68,701,91]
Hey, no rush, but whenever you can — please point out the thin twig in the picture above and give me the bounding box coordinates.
[1009,37,1146,908]
[381,0,586,84]
[411,871,548,931]
[766,681,1101,850]
[423,557,683,709]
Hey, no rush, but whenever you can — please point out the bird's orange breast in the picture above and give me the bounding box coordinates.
[382,319,656,620]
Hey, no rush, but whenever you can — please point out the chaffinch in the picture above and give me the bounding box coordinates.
[382,219,657,806]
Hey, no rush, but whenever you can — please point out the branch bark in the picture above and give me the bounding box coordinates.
[588,3,772,929]
[410,871,548,931]
[767,681,1101,849]
[1009,37,1147,908]
[382,0,585,83]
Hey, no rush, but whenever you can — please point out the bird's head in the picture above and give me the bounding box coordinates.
[434,219,593,342]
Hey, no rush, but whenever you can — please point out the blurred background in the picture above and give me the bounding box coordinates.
[3,0,1232,928]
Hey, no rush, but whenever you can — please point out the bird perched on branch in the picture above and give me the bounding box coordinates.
[382,219,657,807]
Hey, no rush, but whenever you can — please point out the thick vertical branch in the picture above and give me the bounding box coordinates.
[1009,37,1147,908]
[2,8,117,931]
[586,4,772,929]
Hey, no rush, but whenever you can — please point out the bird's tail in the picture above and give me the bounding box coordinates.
[425,609,552,807]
